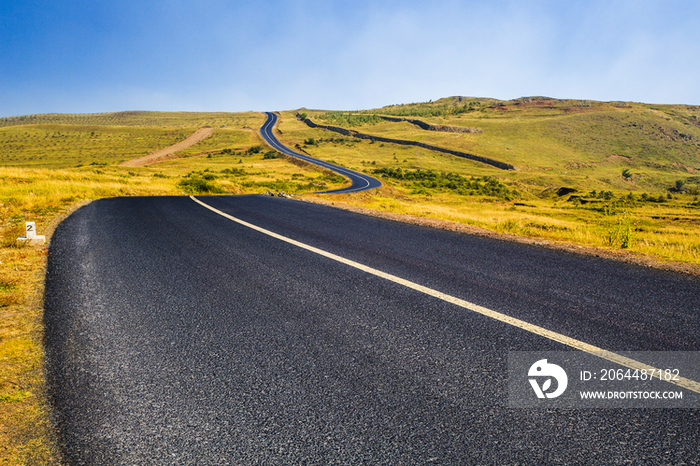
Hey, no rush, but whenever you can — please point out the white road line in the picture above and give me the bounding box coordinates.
[191,195,700,395]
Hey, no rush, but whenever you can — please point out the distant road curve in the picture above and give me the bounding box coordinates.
[259,112,382,194]
[300,116,515,171]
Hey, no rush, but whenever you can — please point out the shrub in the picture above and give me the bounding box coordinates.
[319,112,382,126]
[372,167,517,200]
[177,175,223,194]
[670,179,686,192]
[604,213,633,249]
[221,168,246,176]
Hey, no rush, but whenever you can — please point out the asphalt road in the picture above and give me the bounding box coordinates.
[44,195,700,465]
[259,112,382,194]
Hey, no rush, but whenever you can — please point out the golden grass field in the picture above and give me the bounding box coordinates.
[1,98,699,463]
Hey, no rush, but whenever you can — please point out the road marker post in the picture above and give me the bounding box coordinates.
[17,221,46,245]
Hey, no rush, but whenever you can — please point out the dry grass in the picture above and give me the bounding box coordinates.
[297,185,700,271]
[0,243,59,464]
[300,187,700,276]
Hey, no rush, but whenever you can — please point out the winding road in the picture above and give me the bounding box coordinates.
[44,194,700,464]
[259,112,382,193]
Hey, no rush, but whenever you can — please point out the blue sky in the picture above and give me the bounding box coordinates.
[1,0,699,116]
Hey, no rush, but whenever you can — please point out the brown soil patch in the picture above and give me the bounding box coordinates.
[605,154,633,163]
[120,127,215,167]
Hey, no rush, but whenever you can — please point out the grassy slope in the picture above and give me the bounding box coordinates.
[277,97,700,266]
[0,112,263,168]
[321,97,700,191]
[1,100,699,463]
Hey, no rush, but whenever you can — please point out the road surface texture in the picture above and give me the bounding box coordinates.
[44,195,700,464]
[259,112,382,194]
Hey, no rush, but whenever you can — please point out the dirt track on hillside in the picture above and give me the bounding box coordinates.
[119,127,215,167]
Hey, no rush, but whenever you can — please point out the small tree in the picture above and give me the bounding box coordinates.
[622,168,633,180]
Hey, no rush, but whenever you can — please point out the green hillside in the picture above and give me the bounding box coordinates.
[274,97,700,266]
[315,96,700,194]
